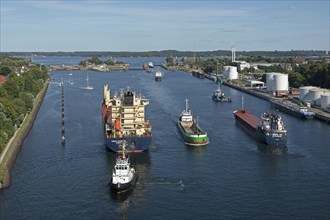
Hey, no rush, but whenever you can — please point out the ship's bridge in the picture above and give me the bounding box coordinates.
[123,91,134,106]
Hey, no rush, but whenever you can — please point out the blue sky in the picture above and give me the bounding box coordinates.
[1,0,329,52]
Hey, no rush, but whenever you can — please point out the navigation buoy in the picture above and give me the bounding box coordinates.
[61,135,65,145]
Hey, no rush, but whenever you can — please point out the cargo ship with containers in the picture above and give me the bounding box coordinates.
[233,107,287,146]
[102,84,152,152]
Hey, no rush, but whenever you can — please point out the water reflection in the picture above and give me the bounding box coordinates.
[257,142,288,155]
[110,192,131,220]
[185,144,208,154]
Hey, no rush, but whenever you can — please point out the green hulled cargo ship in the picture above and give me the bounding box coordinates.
[177,99,209,146]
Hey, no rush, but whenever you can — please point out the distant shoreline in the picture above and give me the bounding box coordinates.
[1,49,328,58]
[0,81,49,189]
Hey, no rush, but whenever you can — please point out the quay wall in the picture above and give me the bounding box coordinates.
[223,82,271,101]
[0,82,49,189]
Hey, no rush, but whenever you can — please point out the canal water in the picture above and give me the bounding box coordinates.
[0,57,329,219]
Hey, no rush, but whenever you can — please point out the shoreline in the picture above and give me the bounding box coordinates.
[0,81,50,189]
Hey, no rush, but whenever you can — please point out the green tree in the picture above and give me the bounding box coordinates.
[288,71,306,88]
[0,66,12,76]
[3,76,25,98]
[166,57,174,65]
[19,92,34,111]
[0,86,8,98]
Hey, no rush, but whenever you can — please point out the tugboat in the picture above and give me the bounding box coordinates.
[212,82,231,102]
[177,99,209,146]
[109,140,138,193]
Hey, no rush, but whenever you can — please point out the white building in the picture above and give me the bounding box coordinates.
[248,80,265,88]
[238,61,250,71]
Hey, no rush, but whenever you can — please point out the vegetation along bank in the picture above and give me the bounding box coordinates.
[0,55,49,189]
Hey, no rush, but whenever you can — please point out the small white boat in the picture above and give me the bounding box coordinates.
[84,74,93,90]
[148,62,154,68]
[58,78,64,88]
[68,72,74,85]
[155,71,162,81]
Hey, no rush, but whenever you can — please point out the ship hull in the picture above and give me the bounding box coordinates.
[234,110,287,147]
[110,174,138,194]
[105,136,152,152]
[256,128,287,146]
[177,122,209,146]
[155,76,162,81]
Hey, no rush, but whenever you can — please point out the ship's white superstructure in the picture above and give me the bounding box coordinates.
[103,85,151,139]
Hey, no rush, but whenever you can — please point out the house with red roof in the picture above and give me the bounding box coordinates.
[0,75,7,85]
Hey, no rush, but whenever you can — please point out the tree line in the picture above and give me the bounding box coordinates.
[78,55,125,66]
[0,56,49,152]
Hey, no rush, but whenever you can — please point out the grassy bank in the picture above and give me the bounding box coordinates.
[0,81,49,189]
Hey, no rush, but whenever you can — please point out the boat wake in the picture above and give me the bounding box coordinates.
[137,177,185,190]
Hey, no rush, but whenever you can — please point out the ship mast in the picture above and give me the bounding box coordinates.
[185,98,189,112]
[86,74,89,87]
[122,140,126,159]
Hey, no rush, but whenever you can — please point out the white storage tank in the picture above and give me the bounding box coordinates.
[309,89,322,105]
[223,66,229,72]
[222,66,229,78]
[227,66,238,80]
[320,93,330,108]
[299,86,317,101]
[266,73,275,91]
[273,73,288,91]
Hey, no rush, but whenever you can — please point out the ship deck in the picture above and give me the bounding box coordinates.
[234,110,259,129]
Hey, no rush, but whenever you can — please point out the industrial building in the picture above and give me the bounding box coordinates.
[247,80,265,88]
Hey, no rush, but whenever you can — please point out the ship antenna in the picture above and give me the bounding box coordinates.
[241,96,244,110]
